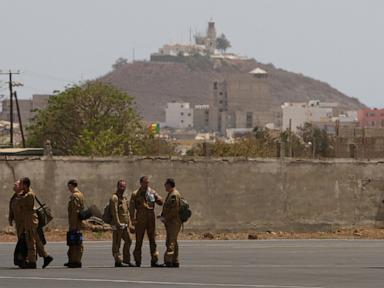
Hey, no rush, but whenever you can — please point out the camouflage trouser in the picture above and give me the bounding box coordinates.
[133,210,159,264]
[164,221,181,264]
[20,226,48,264]
[112,228,132,263]
[67,244,83,264]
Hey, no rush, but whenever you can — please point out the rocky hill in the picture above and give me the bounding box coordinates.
[100,56,366,122]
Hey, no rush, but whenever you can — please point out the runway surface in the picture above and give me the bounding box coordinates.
[0,239,383,288]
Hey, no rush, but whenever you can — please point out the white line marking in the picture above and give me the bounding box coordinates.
[171,264,364,268]
[45,264,365,269]
[0,276,324,288]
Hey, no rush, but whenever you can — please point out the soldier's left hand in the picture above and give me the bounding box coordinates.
[119,224,128,230]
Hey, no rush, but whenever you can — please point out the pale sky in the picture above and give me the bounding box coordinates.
[1,0,383,107]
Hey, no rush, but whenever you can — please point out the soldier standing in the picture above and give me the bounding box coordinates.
[9,180,24,238]
[160,178,182,268]
[9,180,26,267]
[129,176,163,267]
[65,179,85,268]
[110,180,135,267]
[19,177,53,269]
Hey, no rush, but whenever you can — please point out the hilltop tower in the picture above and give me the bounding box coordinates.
[205,21,217,54]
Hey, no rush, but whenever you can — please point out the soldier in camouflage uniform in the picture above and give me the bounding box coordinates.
[9,180,24,237]
[129,176,163,267]
[19,177,53,269]
[160,178,182,268]
[65,179,85,268]
[110,180,135,267]
[9,180,26,268]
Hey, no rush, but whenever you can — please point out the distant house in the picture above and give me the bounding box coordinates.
[281,100,337,132]
[357,108,384,128]
[0,94,51,127]
[164,102,194,129]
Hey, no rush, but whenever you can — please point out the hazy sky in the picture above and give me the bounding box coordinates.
[1,0,383,107]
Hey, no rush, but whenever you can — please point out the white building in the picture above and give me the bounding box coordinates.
[281,100,337,132]
[157,43,206,56]
[165,102,193,129]
[333,111,358,124]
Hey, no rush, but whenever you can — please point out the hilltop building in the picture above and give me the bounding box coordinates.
[150,20,243,61]
[204,21,217,54]
[151,21,217,59]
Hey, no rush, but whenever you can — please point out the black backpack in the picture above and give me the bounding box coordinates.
[102,203,112,224]
[179,198,192,223]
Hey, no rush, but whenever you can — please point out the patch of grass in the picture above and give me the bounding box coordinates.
[93,231,104,240]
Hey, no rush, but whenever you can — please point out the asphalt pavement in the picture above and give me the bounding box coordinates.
[0,239,383,288]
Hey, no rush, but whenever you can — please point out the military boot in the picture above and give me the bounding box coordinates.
[151,261,163,267]
[42,255,53,268]
[123,261,135,267]
[67,262,82,268]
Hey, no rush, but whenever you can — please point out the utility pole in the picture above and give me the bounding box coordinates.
[14,91,26,148]
[0,70,20,147]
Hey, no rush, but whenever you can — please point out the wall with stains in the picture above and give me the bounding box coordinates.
[1,156,384,232]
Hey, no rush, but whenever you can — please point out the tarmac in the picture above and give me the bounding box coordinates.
[0,239,383,288]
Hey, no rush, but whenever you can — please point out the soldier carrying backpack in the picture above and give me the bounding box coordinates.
[159,178,191,268]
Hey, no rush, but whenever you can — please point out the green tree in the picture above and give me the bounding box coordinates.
[134,134,177,156]
[298,122,332,157]
[27,81,144,156]
[112,57,128,70]
[187,128,279,158]
[216,34,231,53]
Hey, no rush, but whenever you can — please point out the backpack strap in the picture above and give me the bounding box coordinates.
[34,195,45,208]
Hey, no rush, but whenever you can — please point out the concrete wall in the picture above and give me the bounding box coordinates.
[1,157,384,232]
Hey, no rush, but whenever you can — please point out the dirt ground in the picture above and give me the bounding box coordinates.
[3,226,384,242]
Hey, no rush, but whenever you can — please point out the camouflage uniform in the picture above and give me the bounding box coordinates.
[67,188,85,265]
[110,193,132,264]
[21,189,49,263]
[129,187,162,265]
[161,188,182,266]
[9,192,24,238]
